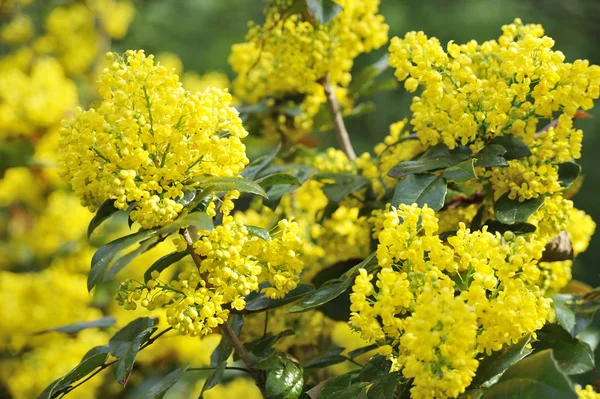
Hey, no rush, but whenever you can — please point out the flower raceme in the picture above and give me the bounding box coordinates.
[58,50,249,228]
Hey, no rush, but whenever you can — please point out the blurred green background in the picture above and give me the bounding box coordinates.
[121,0,599,286]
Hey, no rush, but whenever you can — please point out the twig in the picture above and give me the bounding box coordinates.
[319,75,357,160]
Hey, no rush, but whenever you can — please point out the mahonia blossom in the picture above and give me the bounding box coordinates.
[350,204,556,398]
[577,385,600,399]
[229,0,388,140]
[58,50,249,228]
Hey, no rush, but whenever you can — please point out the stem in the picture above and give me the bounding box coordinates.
[181,228,205,273]
[319,75,357,160]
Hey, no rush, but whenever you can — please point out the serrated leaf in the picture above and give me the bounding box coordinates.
[306,0,343,24]
[265,357,304,399]
[314,173,368,202]
[443,159,477,182]
[88,229,157,291]
[38,352,108,399]
[109,317,158,358]
[256,173,301,188]
[388,145,471,178]
[242,143,281,180]
[157,211,213,235]
[244,284,314,312]
[489,135,531,160]
[360,355,391,382]
[391,174,447,211]
[483,220,536,235]
[35,317,116,335]
[319,374,366,399]
[304,348,346,369]
[103,237,160,283]
[367,372,399,399]
[246,225,271,241]
[144,251,189,283]
[200,361,227,396]
[534,324,595,375]
[192,176,267,197]
[471,334,532,387]
[484,349,577,398]
[142,366,189,399]
[115,327,156,386]
[494,194,545,224]
[88,200,119,238]
[474,144,508,168]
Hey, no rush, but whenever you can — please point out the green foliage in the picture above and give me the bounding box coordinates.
[306,0,343,25]
[144,251,189,283]
[141,367,189,399]
[34,317,116,335]
[494,194,545,224]
[391,174,447,211]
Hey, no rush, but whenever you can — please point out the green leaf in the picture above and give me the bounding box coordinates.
[245,330,295,360]
[35,317,116,335]
[304,348,346,369]
[144,251,189,283]
[88,229,157,291]
[494,193,545,224]
[489,136,531,160]
[483,220,536,235]
[192,176,267,197]
[443,159,477,182]
[244,284,314,312]
[242,143,281,180]
[388,145,471,178]
[347,344,378,359]
[176,187,197,207]
[348,54,389,97]
[256,173,301,189]
[115,327,156,386]
[484,349,577,399]
[261,164,317,203]
[471,334,532,387]
[81,345,110,362]
[210,315,243,366]
[265,357,304,399]
[200,361,227,396]
[88,200,119,238]
[474,144,508,168]
[103,236,160,282]
[391,174,447,211]
[109,317,158,358]
[141,366,189,399]
[360,355,391,382]
[306,0,343,24]
[534,324,595,375]
[157,211,213,235]
[246,225,271,241]
[314,173,369,202]
[38,352,108,399]
[558,162,582,189]
[367,372,399,399]
[553,299,576,334]
[319,374,366,399]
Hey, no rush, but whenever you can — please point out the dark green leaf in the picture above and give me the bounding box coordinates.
[472,335,532,387]
[360,355,391,382]
[265,357,304,399]
[348,54,389,97]
[200,361,227,395]
[245,330,295,359]
[534,324,595,375]
[256,173,301,188]
[485,349,577,398]
[176,187,197,207]
[142,367,189,399]
[242,143,281,180]
[144,251,189,283]
[443,159,477,182]
[210,315,243,366]
[246,225,271,241]
[81,345,110,362]
[553,299,576,334]
[483,220,536,235]
[304,348,346,369]
[115,327,156,386]
[88,230,157,291]
[319,374,366,399]
[388,145,471,178]
[38,352,108,399]
[35,317,116,335]
[103,236,160,282]
[261,164,317,203]
[306,0,343,24]
[314,173,368,202]
[244,284,314,312]
[192,176,267,198]
[460,390,485,399]
[108,317,158,357]
[474,144,508,168]
[367,372,399,399]
[557,162,581,189]
[347,344,378,359]
[489,136,531,160]
[391,174,447,211]
[157,211,213,235]
[88,200,119,238]
[494,193,545,224]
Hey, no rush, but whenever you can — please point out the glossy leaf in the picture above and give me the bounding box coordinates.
[88,229,157,291]
[319,374,366,399]
[489,136,531,160]
[103,237,160,282]
[306,0,343,24]
[388,145,471,178]
[347,344,378,359]
[494,193,545,224]
[141,367,189,399]
[88,200,119,238]
[244,284,314,312]
[360,355,391,382]
[314,172,369,202]
[38,352,108,399]
[304,348,346,369]
[471,334,532,387]
[265,357,304,399]
[557,162,581,189]
[474,144,508,168]
[35,317,116,335]
[210,315,243,366]
[261,164,317,203]
[157,211,213,235]
[391,174,447,211]
[245,330,295,359]
[115,327,156,386]
[367,372,399,399]
[144,251,189,283]
[443,159,477,182]
[192,176,267,197]
[242,143,281,180]
[534,324,595,375]
[108,317,158,358]
[200,361,227,396]
[246,225,271,241]
[256,173,301,188]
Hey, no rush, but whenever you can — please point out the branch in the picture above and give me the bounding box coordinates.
[319,75,357,160]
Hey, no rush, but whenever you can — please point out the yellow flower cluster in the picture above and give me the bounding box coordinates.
[389,19,600,150]
[0,14,33,44]
[577,385,600,399]
[229,0,388,140]
[58,50,249,228]
[350,204,556,397]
